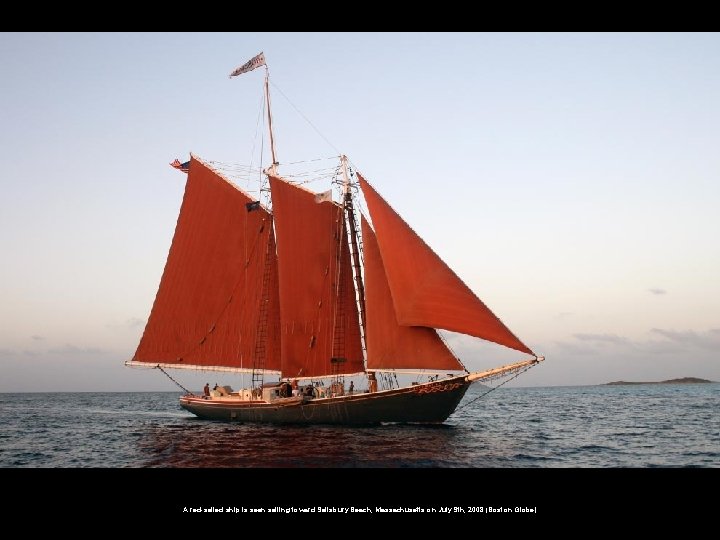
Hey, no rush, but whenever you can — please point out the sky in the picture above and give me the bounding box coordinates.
[1,32,719,392]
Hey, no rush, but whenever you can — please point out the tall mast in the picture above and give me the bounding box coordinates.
[341,155,367,348]
[264,66,279,175]
[229,53,276,176]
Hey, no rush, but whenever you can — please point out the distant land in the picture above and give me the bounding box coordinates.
[606,377,714,386]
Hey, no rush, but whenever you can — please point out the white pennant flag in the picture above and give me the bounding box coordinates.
[314,189,333,204]
[229,52,266,78]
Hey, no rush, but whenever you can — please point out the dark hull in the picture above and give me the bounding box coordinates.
[179,376,472,425]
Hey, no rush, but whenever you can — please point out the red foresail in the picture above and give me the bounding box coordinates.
[132,157,281,371]
[359,174,534,356]
[269,176,364,378]
[362,217,464,371]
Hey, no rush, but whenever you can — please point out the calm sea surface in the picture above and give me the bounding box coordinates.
[0,384,717,468]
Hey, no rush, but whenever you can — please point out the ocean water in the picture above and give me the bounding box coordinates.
[0,383,717,468]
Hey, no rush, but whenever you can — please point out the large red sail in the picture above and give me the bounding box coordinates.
[269,176,364,379]
[359,174,535,356]
[362,217,464,371]
[132,157,281,371]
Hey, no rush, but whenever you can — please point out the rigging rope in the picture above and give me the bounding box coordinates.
[156,365,193,395]
[283,156,339,165]
[270,80,342,157]
[205,160,339,187]
[455,362,539,413]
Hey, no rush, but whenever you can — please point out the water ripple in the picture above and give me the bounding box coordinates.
[0,384,717,467]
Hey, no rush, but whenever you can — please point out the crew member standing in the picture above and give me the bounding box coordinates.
[368,373,377,393]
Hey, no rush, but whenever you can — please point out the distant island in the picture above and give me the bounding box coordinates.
[606,377,714,386]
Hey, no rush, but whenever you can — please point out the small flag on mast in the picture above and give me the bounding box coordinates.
[229,52,266,78]
[314,190,333,204]
[170,159,190,173]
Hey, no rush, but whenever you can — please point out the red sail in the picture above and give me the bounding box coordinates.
[132,157,281,371]
[359,174,535,356]
[362,217,464,371]
[269,176,364,379]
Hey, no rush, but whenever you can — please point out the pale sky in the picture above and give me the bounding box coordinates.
[1,32,718,392]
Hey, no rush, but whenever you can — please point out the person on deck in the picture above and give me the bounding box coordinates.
[203,383,210,398]
[368,373,377,393]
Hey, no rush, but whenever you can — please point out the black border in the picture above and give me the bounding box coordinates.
[4,467,713,525]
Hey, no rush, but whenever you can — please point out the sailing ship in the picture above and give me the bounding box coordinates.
[126,53,543,424]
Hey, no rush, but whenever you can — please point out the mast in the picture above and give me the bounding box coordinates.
[251,64,277,392]
[264,66,279,175]
[251,224,277,396]
[229,53,274,172]
[269,176,364,379]
[227,53,281,388]
[341,155,367,353]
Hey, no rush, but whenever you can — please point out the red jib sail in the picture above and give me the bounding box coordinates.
[362,216,464,371]
[359,173,534,356]
[269,176,364,378]
[132,157,281,371]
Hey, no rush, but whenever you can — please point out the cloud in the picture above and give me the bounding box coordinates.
[1,344,112,359]
[48,344,106,355]
[573,333,631,346]
[650,328,720,350]
[31,335,44,341]
[125,317,145,328]
[559,331,672,355]
[554,333,635,356]
[648,288,667,295]
[106,317,146,330]
[553,340,598,355]
[0,348,42,359]
[559,328,720,357]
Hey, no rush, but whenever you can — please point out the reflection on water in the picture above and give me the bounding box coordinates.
[138,421,461,468]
